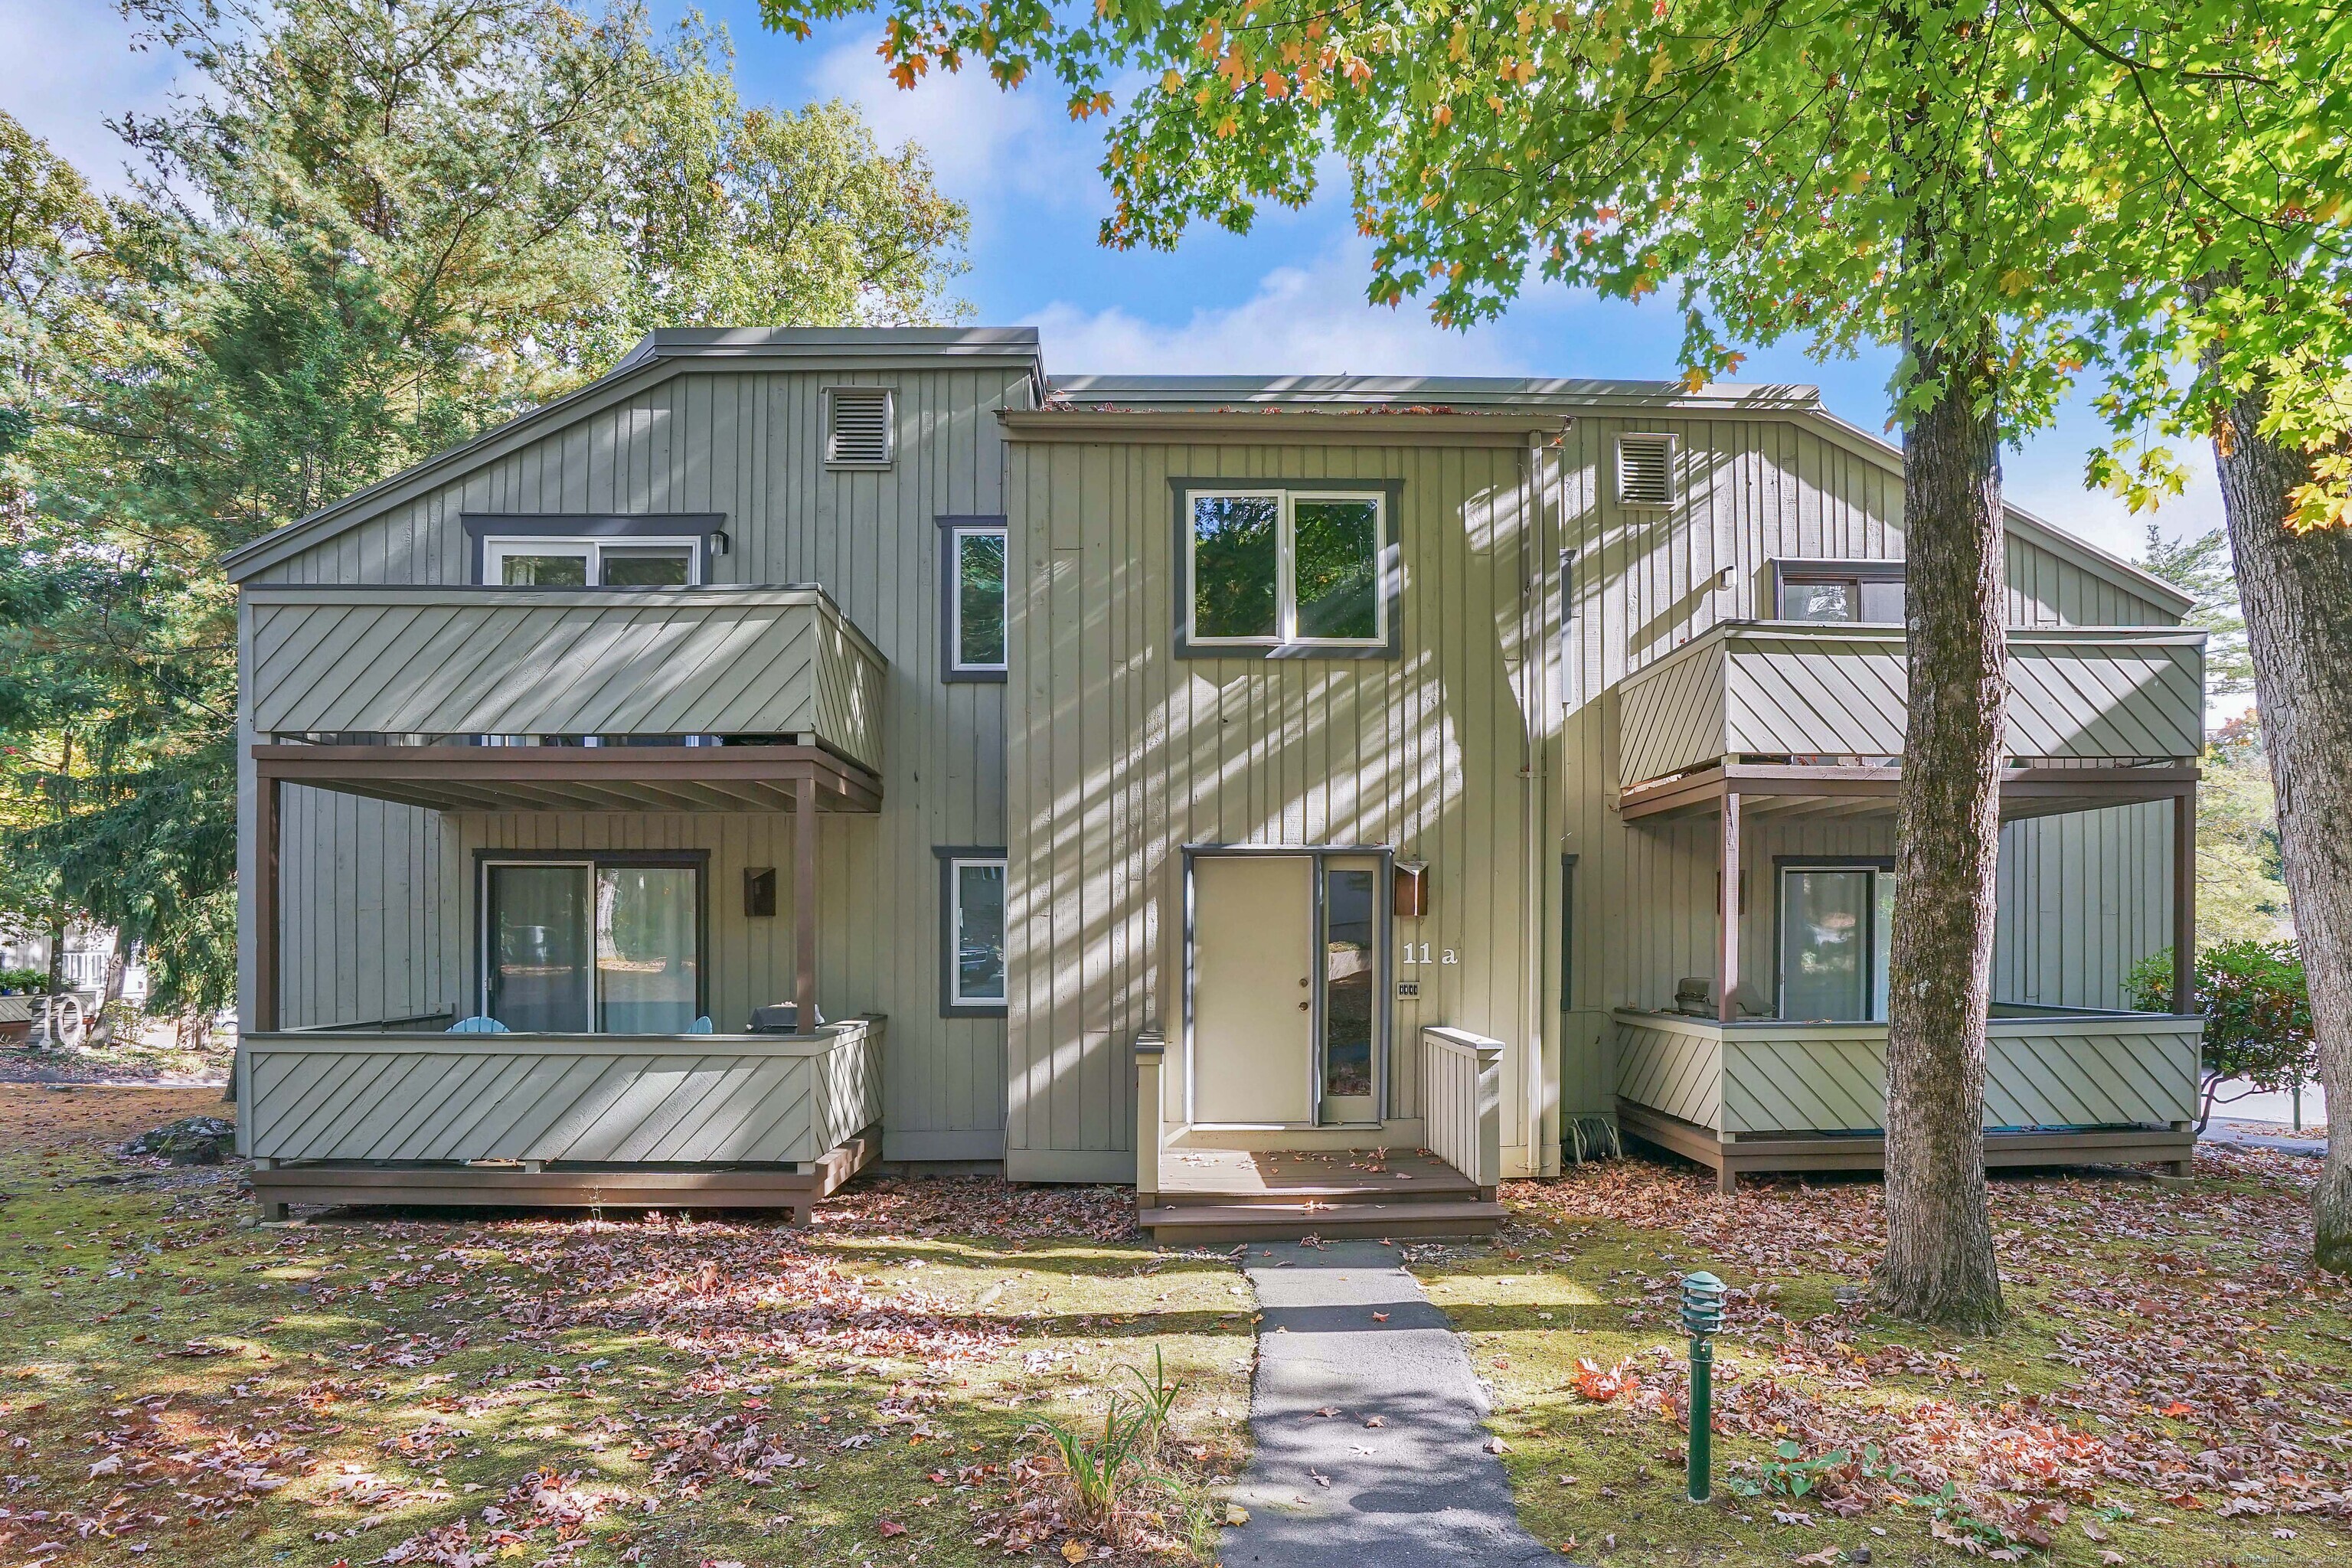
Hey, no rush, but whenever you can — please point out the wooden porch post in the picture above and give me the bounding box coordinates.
[256,771,282,1034]
[2173,781,2197,1015]
[1718,791,1742,1024]
[794,773,818,1032]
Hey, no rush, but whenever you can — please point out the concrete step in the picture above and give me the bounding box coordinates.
[1139,1197,1507,1244]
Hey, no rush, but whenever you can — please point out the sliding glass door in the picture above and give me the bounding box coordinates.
[486,864,593,1031]
[1777,863,1897,1022]
[485,858,701,1033]
[596,867,700,1033]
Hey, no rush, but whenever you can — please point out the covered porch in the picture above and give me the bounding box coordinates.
[1615,1007,2203,1192]
[1608,619,2208,1189]
[237,582,891,1213]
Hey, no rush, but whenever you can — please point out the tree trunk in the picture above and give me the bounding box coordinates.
[1873,328,2009,1331]
[89,929,125,1048]
[41,919,64,1031]
[2207,393,2352,1272]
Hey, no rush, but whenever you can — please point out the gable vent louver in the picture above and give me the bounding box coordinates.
[827,388,894,466]
[1618,434,1677,506]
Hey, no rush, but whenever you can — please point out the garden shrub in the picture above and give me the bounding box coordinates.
[2127,939,2315,1129]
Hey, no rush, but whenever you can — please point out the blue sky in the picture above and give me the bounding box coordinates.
[6,0,2223,561]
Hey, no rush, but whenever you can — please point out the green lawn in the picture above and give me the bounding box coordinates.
[0,1086,1250,1567]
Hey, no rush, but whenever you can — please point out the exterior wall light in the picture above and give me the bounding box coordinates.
[1681,1270,1726,1501]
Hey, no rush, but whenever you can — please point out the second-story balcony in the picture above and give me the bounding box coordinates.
[1617,621,2205,794]
[244,583,887,773]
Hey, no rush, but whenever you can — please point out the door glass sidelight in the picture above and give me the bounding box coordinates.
[487,864,591,1031]
[596,865,698,1033]
[1319,861,1380,1119]
[1779,867,1872,1021]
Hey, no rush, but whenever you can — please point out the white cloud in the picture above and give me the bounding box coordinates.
[811,38,1102,224]
[0,1,181,192]
[2004,418,2225,562]
[1028,240,1550,377]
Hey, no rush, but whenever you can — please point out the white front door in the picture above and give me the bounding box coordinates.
[1191,854,1316,1125]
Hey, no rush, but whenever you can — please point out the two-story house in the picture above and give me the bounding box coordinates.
[227,328,2206,1236]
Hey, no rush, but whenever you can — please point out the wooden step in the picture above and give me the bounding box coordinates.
[1155,1176,1482,1207]
[1139,1197,1507,1244]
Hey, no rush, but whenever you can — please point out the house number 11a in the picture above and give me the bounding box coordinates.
[1400,942,1458,965]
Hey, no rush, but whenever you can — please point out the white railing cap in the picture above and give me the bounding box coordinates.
[1422,1024,1506,1063]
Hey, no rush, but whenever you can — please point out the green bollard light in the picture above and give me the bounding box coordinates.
[1681,1271,1726,1502]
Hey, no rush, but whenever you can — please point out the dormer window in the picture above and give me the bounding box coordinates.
[825,387,895,466]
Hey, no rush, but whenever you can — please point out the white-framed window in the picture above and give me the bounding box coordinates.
[938,851,1008,1014]
[945,520,1008,676]
[1615,433,1678,507]
[1184,487,1388,648]
[1772,560,1907,625]
[825,386,895,466]
[483,537,701,586]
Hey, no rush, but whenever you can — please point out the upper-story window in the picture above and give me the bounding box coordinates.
[941,518,1008,681]
[1772,560,1905,624]
[484,537,700,586]
[1180,485,1396,656]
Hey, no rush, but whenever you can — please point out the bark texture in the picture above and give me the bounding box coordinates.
[1874,332,2008,1331]
[2208,396,2352,1272]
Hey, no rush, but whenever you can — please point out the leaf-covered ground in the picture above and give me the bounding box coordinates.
[11,1085,2348,1568]
[1425,1148,2351,1568]
[0,1024,230,1085]
[0,1086,1250,1567]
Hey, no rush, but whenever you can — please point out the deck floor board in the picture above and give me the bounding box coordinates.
[1156,1146,1477,1204]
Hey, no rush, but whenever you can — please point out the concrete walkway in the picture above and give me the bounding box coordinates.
[1223,1240,1562,1566]
[2203,1119,2330,1158]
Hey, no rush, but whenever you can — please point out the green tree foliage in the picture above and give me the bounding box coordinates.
[764,3,2341,439]
[2139,526,2253,695]
[2128,939,2316,1129]
[2132,531,2290,943]
[2194,718,2294,946]
[0,1,969,1024]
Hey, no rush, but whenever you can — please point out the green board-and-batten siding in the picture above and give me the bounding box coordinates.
[238,369,2196,1178]
[1002,432,1551,1183]
[238,365,1030,1161]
